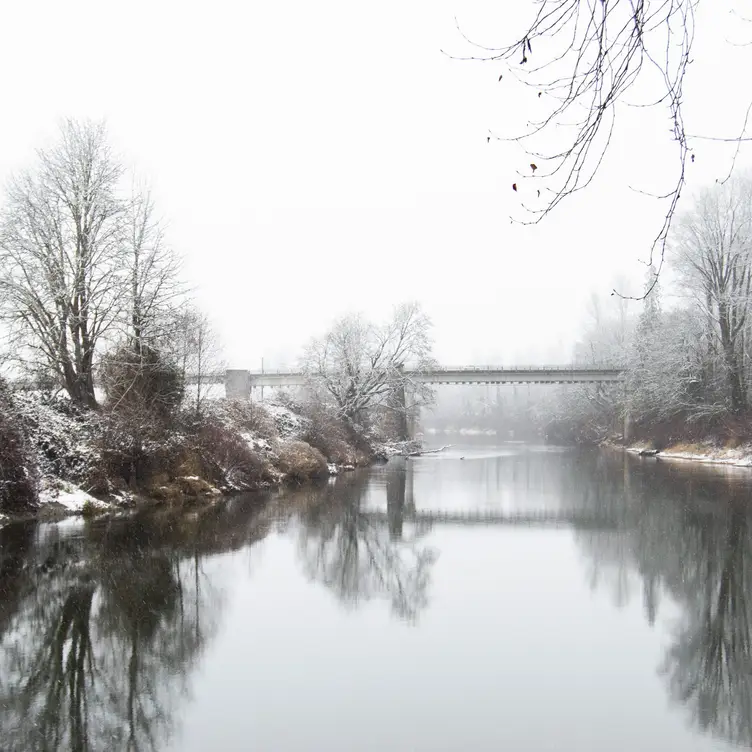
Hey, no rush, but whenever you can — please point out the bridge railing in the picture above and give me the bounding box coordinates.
[246,368,302,375]
[238,364,626,375]
[421,364,625,373]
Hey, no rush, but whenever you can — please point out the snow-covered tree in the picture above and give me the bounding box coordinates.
[0,120,125,406]
[121,183,183,355]
[673,177,752,414]
[0,121,188,409]
[167,306,223,417]
[302,302,436,428]
[573,285,634,367]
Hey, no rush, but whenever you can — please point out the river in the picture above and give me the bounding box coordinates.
[2,442,752,751]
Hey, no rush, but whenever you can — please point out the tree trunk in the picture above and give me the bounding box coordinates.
[719,304,747,413]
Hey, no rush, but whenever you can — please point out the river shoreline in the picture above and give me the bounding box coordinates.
[0,437,423,528]
[0,390,422,528]
[0,453,403,529]
[604,439,752,469]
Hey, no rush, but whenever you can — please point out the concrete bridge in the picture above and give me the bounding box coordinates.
[224,365,624,398]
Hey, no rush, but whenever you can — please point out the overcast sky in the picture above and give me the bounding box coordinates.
[0,0,749,369]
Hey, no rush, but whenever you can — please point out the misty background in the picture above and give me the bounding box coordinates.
[0,0,749,369]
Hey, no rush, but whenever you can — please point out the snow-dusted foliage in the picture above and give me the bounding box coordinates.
[547,176,752,445]
[302,302,436,428]
[0,383,391,518]
[11,391,104,494]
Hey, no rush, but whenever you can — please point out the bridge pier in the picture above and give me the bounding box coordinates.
[407,408,417,440]
[225,369,251,400]
[394,380,418,441]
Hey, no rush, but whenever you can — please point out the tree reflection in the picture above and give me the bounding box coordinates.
[572,454,752,747]
[0,521,37,640]
[294,467,437,622]
[0,498,270,752]
[661,505,752,745]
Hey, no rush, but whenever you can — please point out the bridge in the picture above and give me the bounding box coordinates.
[224,365,624,398]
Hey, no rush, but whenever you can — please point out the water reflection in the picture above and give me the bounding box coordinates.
[347,448,752,748]
[573,453,752,747]
[291,468,438,622]
[0,499,272,752]
[3,449,752,750]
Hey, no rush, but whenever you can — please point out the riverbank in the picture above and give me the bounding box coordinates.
[607,439,752,468]
[0,390,418,525]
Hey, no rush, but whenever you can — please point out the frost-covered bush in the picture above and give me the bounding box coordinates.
[195,418,276,490]
[0,380,37,512]
[11,391,101,488]
[199,399,277,440]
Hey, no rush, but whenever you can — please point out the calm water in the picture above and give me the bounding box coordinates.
[2,444,752,751]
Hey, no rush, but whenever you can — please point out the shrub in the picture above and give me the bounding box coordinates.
[199,399,277,440]
[299,402,360,464]
[81,499,104,518]
[195,419,276,490]
[95,409,176,490]
[276,440,328,482]
[0,380,37,512]
[101,344,184,421]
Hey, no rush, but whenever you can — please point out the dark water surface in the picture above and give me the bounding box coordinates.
[2,444,752,751]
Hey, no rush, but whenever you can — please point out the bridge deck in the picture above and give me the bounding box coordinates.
[220,365,624,391]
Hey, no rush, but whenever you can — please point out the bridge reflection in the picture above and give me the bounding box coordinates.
[380,454,627,537]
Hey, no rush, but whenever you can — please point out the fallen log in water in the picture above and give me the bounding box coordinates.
[406,444,452,457]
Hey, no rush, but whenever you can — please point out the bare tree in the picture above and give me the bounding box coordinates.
[451,1,751,288]
[168,307,223,417]
[573,283,634,366]
[673,176,752,413]
[122,182,183,355]
[0,119,125,406]
[302,302,436,428]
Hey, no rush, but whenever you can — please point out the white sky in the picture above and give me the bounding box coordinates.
[0,0,749,369]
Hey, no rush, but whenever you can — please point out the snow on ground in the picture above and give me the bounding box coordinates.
[626,443,752,468]
[38,478,110,512]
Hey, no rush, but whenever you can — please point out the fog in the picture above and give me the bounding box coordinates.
[0,0,749,368]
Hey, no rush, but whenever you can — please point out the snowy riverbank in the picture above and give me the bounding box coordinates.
[621,441,752,468]
[1,391,419,525]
